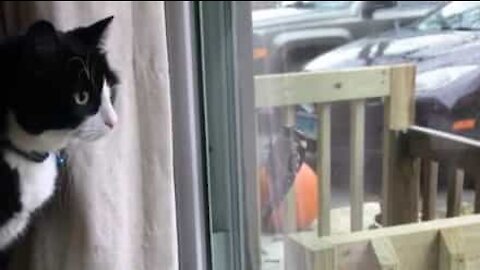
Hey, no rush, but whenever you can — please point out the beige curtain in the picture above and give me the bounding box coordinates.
[1,2,178,270]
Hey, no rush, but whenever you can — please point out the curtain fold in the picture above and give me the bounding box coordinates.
[1,2,177,270]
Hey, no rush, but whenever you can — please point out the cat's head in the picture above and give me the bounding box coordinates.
[7,16,119,152]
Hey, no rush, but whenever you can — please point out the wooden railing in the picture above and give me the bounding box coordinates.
[286,215,480,270]
[280,124,480,270]
[255,64,416,235]
[255,64,480,269]
[408,125,480,218]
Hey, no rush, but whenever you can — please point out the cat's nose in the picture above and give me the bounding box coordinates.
[101,103,118,129]
[104,117,117,129]
[104,113,118,129]
[105,121,115,129]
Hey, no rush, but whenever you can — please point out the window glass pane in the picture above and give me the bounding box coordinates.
[248,1,480,269]
[418,1,480,30]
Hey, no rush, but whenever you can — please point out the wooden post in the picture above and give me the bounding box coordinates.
[388,65,415,131]
[350,99,365,232]
[383,129,420,225]
[285,106,297,232]
[382,99,392,226]
[413,158,422,221]
[421,160,439,221]
[447,167,464,218]
[383,65,417,226]
[475,172,480,214]
[317,104,332,237]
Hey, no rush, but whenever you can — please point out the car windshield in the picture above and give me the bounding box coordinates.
[417,1,480,31]
[280,1,352,11]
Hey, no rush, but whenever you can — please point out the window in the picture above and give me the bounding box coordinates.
[279,1,353,10]
[417,1,480,31]
[195,1,480,269]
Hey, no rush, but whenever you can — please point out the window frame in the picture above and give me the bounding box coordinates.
[167,2,259,270]
[197,2,260,270]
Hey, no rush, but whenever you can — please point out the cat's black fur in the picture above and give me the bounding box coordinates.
[0,17,118,135]
[0,17,118,270]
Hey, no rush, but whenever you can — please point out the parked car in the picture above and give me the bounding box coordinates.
[304,1,480,138]
[277,1,480,192]
[252,1,443,75]
[258,1,480,210]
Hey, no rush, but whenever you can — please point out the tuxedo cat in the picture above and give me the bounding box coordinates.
[0,16,118,268]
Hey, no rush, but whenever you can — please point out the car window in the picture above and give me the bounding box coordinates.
[397,1,445,8]
[280,1,353,11]
[417,1,480,31]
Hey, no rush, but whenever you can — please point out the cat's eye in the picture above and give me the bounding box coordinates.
[74,91,90,105]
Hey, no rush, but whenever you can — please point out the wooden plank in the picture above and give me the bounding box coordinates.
[389,64,416,131]
[314,246,337,270]
[285,106,297,233]
[289,215,480,251]
[421,160,439,221]
[336,241,378,270]
[371,238,400,270]
[254,65,390,108]
[286,215,480,270]
[382,99,392,226]
[447,167,464,218]
[412,158,422,222]
[285,189,297,233]
[285,238,337,270]
[383,107,420,226]
[475,173,480,214]
[389,228,438,270]
[409,125,480,149]
[459,223,480,268]
[317,104,331,237]
[350,99,365,232]
[285,106,296,127]
[407,126,480,173]
[285,236,310,270]
[439,228,466,270]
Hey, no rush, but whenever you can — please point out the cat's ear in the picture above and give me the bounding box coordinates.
[26,20,59,57]
[70,16,113,48]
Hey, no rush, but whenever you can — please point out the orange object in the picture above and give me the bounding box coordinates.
[294,163,319,230]
[253,47,268,60]
[261,163,320,232]
[258,166,271,210]
[453,118,476,131]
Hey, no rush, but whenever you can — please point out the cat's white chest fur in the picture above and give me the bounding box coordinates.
[0,152,57,248]
[4,152,57,212]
